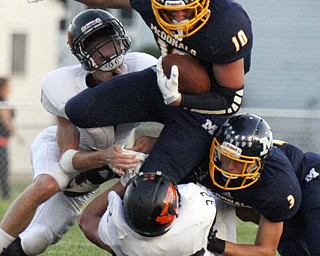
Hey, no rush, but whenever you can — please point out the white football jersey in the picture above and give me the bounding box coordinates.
[41,52,157,150]
[98,183,236,256]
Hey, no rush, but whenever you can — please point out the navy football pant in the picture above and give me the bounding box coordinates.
[65,67,228,182]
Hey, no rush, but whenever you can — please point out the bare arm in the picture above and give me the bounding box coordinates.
[74,0,132,8]
[79,181,125,254]
[223,216,282,256]
[212,58,245,89]
[56,116,139,173]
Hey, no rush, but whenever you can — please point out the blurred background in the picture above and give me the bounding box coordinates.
[0,0,320,197]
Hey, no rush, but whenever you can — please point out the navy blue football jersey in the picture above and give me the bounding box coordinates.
[201,146,302,222]
[131,0,253,87]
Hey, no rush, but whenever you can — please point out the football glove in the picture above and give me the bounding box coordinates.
[156,56,181,105]
[207,229,226,254]
[120,150,148,186]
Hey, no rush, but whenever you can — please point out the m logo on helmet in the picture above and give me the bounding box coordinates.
[156,183,178,224]
[260,136,272,156]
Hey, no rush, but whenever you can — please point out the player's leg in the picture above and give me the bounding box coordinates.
[0,127,70,253]
[18,192,92,255]
[298,156,320,255]
[140,110,228,182]
[0,175,59,244]
[65,67,163,128]
[277,213,309,256]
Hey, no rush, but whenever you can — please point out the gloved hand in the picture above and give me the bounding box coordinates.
[120,150,149,186]
[207,229,226,254]
[156,56,181,105]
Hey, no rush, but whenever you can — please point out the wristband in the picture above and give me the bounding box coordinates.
[60,149,79,174]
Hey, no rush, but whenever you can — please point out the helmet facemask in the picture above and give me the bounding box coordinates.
[209,113,273,191]
[80,29,127,72]
[151,0,210,40]
[210,138,262,190]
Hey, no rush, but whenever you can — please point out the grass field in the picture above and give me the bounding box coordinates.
[0,180,259,255]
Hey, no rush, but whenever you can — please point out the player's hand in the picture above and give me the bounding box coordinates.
[156,56,181,105]
[207,230,226,254]
[105,145,140,176]
[129,135,158,154]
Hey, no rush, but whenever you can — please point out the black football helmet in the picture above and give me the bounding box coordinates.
[123,172,179,237]
[67,9,131,72]
[210,113,273,190]
[151,0,210,39]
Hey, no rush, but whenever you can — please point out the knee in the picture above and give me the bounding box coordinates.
[20,225,55,256]
[31,175,60,201]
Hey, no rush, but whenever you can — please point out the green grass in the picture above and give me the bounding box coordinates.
[0,181,259,255]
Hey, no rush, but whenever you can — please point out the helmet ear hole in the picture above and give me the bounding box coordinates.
[67,9,131,72]
[123,172,179,237]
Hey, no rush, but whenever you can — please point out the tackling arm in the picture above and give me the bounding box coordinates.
[57,116,140,175]
[209,215,282,256]
[79,181,125,254]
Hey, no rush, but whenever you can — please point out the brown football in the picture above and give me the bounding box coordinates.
[162,54,211,95]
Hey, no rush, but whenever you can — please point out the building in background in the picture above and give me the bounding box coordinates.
[0,0,319,176]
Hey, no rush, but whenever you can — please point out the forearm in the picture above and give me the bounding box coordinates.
[180,86,244,115]
[72,150,111,171]
[79,182,125,251]
[224,242,277,256]
[208,216,281,256]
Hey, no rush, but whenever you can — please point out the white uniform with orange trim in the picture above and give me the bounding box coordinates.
[98,183,236,256]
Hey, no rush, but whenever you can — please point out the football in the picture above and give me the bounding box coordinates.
[162,54,211,95]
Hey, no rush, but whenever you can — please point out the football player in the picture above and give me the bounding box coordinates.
[199,113,319,255]
[79,171,237,256]
[62,0,252,183]
[0,9,156,255]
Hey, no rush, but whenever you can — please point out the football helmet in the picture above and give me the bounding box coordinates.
[151,0,211,39]
[123,172,179,237]
[210,113,273,190]
[68,9,131,72]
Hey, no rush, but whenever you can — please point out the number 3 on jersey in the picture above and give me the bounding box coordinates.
[232,30,248,52]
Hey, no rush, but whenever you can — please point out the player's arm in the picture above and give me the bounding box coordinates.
[57,116,140,175]
[73,0,131,8]
[179,57,245,116]
[79,181,125,254]
[208,215,282,256]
